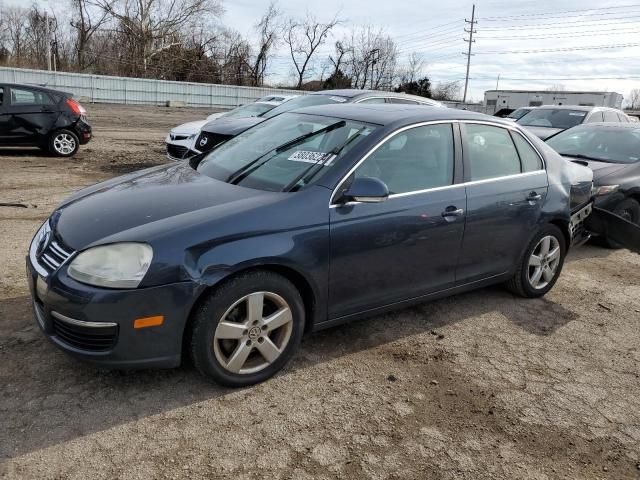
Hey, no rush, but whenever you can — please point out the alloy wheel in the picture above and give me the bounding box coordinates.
[528,235,561,290]
[53,133,76,155]
[213,291,293,375]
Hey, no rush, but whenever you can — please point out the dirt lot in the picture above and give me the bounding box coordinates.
[1,104,640,480]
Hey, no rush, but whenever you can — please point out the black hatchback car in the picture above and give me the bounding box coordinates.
[27,105,594,387]
[0,83,91,156]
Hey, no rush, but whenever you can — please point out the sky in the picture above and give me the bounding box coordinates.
[25,0,640,103]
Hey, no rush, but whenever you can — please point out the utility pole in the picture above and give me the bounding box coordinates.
[462,4,477,103]
[370,48,379,90]
[496,73,500,90]
[45,12,52,71]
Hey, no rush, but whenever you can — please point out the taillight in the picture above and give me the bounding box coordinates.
[66,98,86,116]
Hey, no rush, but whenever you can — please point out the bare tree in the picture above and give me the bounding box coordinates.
[432,80,462,101]
[92,0,223,76]
[247,2,280,86]
[397,52,424,85]
[546,83,566,93]
[342,26,398,90]
[629,88,640,110]
[284,12,340,88]
[70,0,110,70]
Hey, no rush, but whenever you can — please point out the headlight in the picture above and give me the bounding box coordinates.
[595,185,619,196]
[188,133,197,139]
[67,243,153,288]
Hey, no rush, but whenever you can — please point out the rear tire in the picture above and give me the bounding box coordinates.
[49,129,79,157]
[505,224,566,298]
[190,271,305,387]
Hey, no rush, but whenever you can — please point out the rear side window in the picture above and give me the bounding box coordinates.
[603,111,619,122]
[586,111,604,123]
[10,88,53,105]
[464,124,521,181]
[358,97,387,104]
[512,132,543,172]
[387,98,418,105]
[617,113,629,122]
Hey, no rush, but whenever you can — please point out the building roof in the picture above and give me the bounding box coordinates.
[485,89,621,95]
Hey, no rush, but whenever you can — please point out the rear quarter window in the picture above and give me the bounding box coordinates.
[512,132,543,172]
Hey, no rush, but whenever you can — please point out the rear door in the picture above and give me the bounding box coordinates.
[328,122,466,318]
[456,123,548,284]
[4,86,59,144]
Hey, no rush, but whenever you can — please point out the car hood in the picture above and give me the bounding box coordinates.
[171,120,207,135]
[201,116,265,136]
[563,157,630,181]
[521,126,564,140]
[53,163,273,250]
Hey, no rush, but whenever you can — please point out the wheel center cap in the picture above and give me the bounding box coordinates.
[248,326,261,340]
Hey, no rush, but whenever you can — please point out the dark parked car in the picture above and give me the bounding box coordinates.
[0,83,91,156]
[546,122,640,247]
[27,105,594,387]
[189,89,445,157]
[517,105,629,140]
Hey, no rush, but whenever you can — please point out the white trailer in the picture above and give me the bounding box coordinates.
[484,90,623,113]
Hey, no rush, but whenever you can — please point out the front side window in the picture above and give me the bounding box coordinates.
[352,123,454,195]
[197,112,376,192]
[586,111,604,123]
[386,98,418,105]
[517,109,587,129]
[10,88,52,105]
[465,124,521,181]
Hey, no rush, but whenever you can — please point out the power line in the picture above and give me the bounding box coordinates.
[480,16,640,31]
[475,42,640,55]
[480,4,640,21]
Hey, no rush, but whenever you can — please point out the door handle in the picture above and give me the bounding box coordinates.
[441,206,464,220]
[527,192,542,202]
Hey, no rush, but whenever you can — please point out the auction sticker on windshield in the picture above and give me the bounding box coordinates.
[288,151,336,164]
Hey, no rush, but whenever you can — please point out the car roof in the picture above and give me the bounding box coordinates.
[310,89,442,105]
[1,82,72,97]
[536,105,620,112]
[571,121,640,130]
[291,103,496,126]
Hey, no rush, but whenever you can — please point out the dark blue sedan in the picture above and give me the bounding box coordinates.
[27,105,594,386]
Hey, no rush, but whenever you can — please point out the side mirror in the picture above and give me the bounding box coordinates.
[343,177,389,203]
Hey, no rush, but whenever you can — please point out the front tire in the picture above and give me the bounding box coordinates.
[597,198,640,249]
[49,129,79,157]
[505,224,566,298]
[190,271,305,387]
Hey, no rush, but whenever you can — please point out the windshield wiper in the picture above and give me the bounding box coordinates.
[226,120,346,185]
[282,126,368,192]
[560,153,614,163]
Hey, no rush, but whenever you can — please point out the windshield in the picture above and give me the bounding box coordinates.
[197,112,376,191]
[508,108,530,120]
[221,102,275,119]
[517,109,587,129]
[261,94,349,119]
[547,126,640,164]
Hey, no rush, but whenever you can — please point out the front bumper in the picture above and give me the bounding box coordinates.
[165,134,197,161]
[27,256,200,369]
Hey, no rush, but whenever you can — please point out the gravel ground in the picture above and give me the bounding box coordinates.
[1,104,640,480]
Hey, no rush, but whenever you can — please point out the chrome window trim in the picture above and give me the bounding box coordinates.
[51,311,118,329]
[329,119,548,208]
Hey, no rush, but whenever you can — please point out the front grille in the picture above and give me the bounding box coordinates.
[39,239,74,273]
[194,132,231,152]
[52,313,118,352]
[167,143,189,159]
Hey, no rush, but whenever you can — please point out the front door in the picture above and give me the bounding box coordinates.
[456,123,549,284]
[328,122,466,319]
